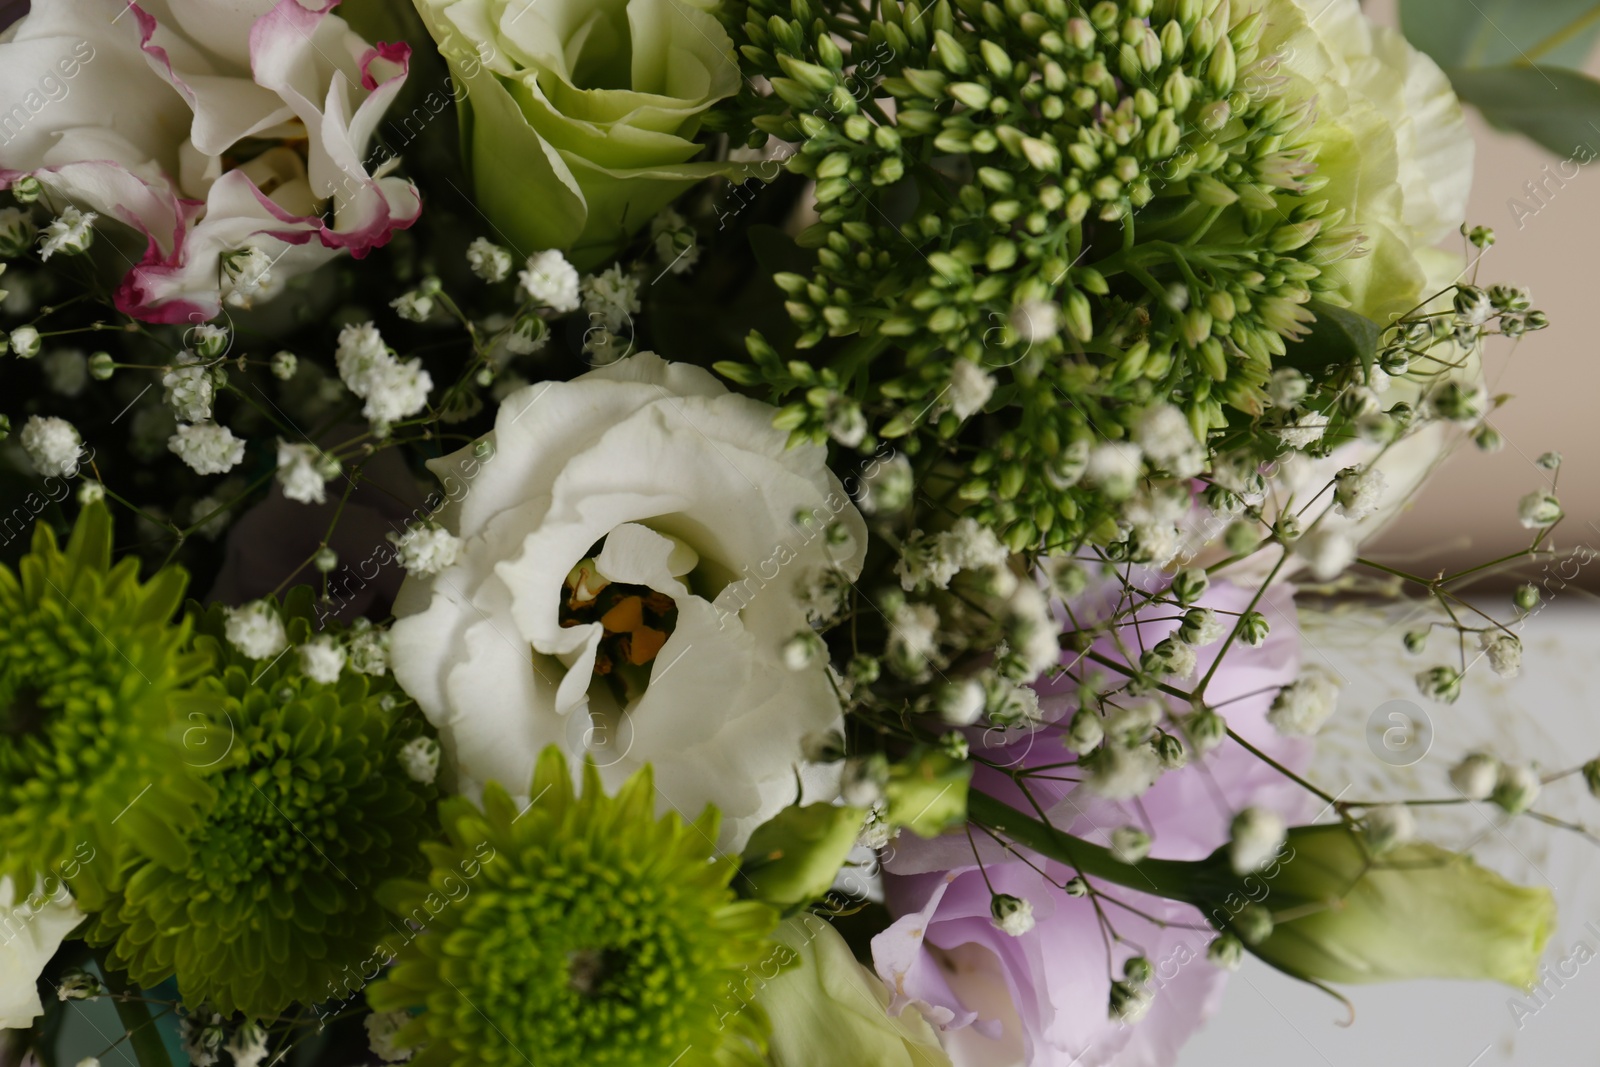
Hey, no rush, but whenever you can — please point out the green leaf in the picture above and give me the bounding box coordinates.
[1401,0,1600,70]
[1446,65,1600,158]
[1280,301,1382,380]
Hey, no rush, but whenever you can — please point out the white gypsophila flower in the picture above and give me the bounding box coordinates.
[1135,403,1203,477]
[1127,522,1180,566]
[270,351,298,380]
[795,567,849,626]
[1267,368,1308,409]
[223,1023,269,1067]
[501,315,548,357]
[581,264,642,333]
[360,357,433,424]
[1517,490,1562,529]
[1178,607,1225,647]
[1362,804,1415,854]
[348,628,391,676]
[1005,581,1060,680]
[275,441,332,505]
[9,325,41,359]
[886,600,942,679]
[224,601,287,660]
[990,682,1041,725]
[947,359,996,421]
[1009,298,1059,342]
[781,632,821,671]
[1267,669,1341,736]
[391,524,463,578]
[167,422,245,475]
[180,1013,225,1067]
[390,290,435,323]
[162,355,215,423]
[518,249,582,312]
[336,322,389,395]
[389,354,867,851]
[77,480,105,505]
[41,349,88,397]
[1277,411,1327,449]
[1085,441,1142,499]
[1229,807,1286,874]
[857,803,896,850]
[19,415,83,478]
[1110,826,1152,864]
[1333,465,1386,520]
[189,494,231,540]
[895,518,1008,591]
[466,237,513,283]
[826,402,868,448]
[1148,637,1197,679]
[1449,753,1500,799]
[990,895,1036,937]
[858,453,913,514]
[37,206,97,260]
[1085,743,1163,800]
[222,247,275,308]
[582,326,628,365]
[651,209,700,273]
[298,636,347,685]
[0,876,85,1029]
[933,678,986,726]
[398,736,441,786]
[1294,526,1357,581]
[1479,632,1522,678]
[1493,763,1541,815]
[189,324,229,359]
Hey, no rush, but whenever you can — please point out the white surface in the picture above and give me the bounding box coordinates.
[1182,599,1600,1066]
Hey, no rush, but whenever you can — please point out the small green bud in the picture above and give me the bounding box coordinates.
[1232,902,1274,945]
[1207,932,1244,970]
[1403,629,1428,655]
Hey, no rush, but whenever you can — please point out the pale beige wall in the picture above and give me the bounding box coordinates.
[1363,1,1600,581]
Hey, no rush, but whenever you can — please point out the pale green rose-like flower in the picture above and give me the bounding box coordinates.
[1244,825,1554,989]
[413,0,749,267]
[760,916,952,1067]
[1264,0,1474,325]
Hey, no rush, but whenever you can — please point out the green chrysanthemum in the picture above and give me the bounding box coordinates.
[368,748,781,1067]
[0,503,210,909]
[87,590,439,1018]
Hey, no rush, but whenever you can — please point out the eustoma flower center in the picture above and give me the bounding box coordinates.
[559,553,681,706]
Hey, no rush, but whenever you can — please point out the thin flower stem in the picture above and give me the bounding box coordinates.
[97,952,174,1067]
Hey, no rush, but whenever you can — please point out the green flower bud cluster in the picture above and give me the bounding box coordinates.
[714,0,1363,550]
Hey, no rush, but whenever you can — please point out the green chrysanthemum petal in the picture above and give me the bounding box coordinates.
[0,504,211,909]
[87,589,439,1018]
[369,748,781,1067]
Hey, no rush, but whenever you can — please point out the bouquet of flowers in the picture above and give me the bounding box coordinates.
[0,0,1591,1064]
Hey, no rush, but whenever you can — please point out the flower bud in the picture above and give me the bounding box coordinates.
[1123,955,1153,985]
[1491,763,1541,815]
[10,326,41,359]
[11,176,43,203]
[991,894,1036,936]
[1449,753,1500,800]
[1235,825,1552,988]
[1361,804,1415,854]
[1171,567,1209,605]
[1207,932,1244,971]
[883,748,972,838]
[1111,826,1152,864]
[738,803,867,909]
[1583,759,1600,800]
[0,207,36,257]
[1229,806,1286,874]
[1108,980,1152,1022]
[1069,707,1105,752]
[1415,665,1461,704]
[782,631,824,671]
[1514,583,1540,613]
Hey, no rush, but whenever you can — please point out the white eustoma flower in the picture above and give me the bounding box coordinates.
[0,876,84,1029]
[0,0,420,323]
[389,353,867,850]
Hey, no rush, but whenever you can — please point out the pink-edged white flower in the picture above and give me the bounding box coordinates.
[0,0,422,324]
